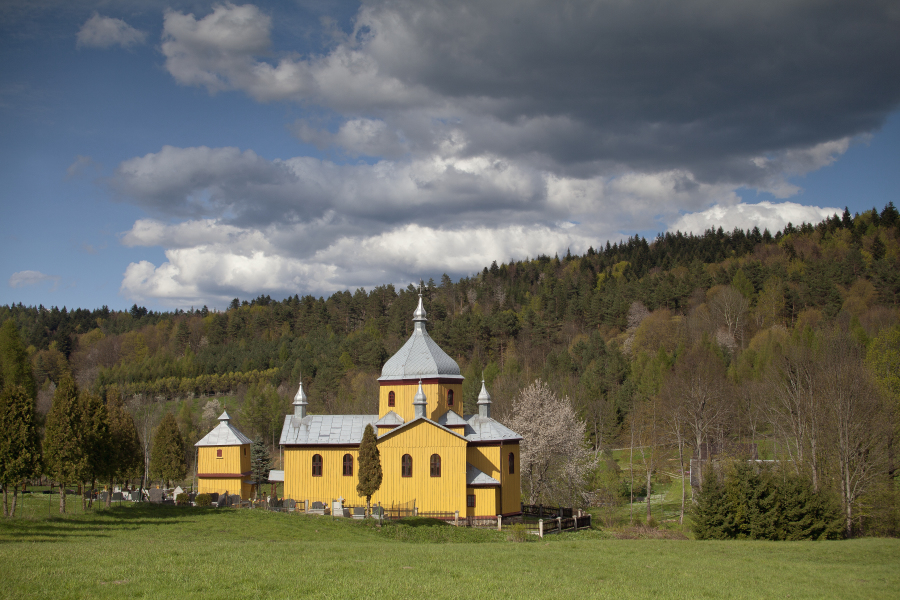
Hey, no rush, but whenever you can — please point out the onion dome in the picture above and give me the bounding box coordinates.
[379,290,462,382]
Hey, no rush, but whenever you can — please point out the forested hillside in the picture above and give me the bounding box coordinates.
[2,203,899,534]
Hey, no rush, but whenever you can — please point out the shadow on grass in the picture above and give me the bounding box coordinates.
[0,503,234,544]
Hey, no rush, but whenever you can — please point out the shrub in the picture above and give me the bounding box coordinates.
[175,493,190,506]
[693,462,843,541]
[195,494,211,507]
[507,523,528,543]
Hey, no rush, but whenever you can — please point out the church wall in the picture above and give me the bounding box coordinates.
[197,476,252,499]
[467,445,501,483]
[500,442,522,515]
[379,381,463,422]
[198,445,249,476]
[465,487,499,517]
[283,447,367,506]
[378,421,467,513]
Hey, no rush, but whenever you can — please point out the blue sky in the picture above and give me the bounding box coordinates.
[1,1,898,312]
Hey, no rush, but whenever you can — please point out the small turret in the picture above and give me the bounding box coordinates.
[477,379,492,418]
[413,379,427,418]
[412,288,427,333]
[293,378,308,419]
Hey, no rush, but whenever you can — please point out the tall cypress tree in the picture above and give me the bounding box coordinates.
[0,385,41,517]
[356,424,382,517]
[43,377,86,514]
[149,412,187,488]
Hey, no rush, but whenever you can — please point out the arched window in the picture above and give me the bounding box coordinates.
[447,389,454,407]
[508,452,515,475]
[343,454,353,476]
[388,391,395,407]
[312,454,323,477]
[430,454,441,477]
[401,454,412,477]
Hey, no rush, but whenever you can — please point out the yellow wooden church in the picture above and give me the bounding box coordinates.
[277,293,523,517]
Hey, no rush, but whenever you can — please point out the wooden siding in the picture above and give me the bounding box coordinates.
[467,442,522,515]
[284,420,469,513]
[466,487,499,517]
[499,442,522,515]
[283,447,368,505]
[198,444,250,476]
[197,477,252,500]
[379,382,463,422]
[378,420,467,513]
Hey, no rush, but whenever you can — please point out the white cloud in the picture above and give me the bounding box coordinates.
[668,201,841,235]
[119,220,602,306]
[77,14,146,49]
[9,270,60,290]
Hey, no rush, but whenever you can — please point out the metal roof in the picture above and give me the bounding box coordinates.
[462,415,523,443]
[280,414,379,445]
[375,411,405,426]
[195,416,253,447]
[378,298,462,381]
[436,409,467,427]
[466,463,500,486]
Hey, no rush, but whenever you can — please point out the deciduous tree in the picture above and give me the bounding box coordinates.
[506,379,596,506]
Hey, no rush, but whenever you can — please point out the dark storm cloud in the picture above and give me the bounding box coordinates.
[356,0,900,175]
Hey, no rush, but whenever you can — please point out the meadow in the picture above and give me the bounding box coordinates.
[1,493,897,600]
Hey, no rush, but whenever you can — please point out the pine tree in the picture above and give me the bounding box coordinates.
[0,385,41,517]
[149,413,187,488]
[356,424,382,517]
[43,377,86,514]
[250,438,271,499]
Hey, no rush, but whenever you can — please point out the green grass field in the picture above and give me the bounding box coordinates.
[2,493,898,600]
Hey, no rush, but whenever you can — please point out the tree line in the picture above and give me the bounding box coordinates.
[1,203,897,532]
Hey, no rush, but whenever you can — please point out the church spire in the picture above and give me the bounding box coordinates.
[413,379,428,418]
[293,376,308,418]
[412,285,427,332]
[477,378,492,418]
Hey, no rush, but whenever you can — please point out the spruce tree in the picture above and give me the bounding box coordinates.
[356,424,382,517]
[79,390,110,509]
[43,377,86,514]
[693,468,728,539]
[104,387,143,507]
[250,438,271,499]
[0,319,36,399]
[0,385,41,517]
[149,413,187,488]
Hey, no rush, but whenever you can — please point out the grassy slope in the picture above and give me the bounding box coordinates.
[2,495,898,600]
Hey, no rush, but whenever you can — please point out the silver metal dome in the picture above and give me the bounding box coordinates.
[378,292,463,381]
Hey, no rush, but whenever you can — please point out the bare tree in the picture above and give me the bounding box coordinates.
[664,345,731,487]
[505,379,596,506]
[660,381,691,525]
[819,330,891,536]
[707,285,749,350]
[629,395,668,523]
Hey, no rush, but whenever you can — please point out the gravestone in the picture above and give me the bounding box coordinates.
[230,494,241,506]
[172,486,184,499]
[148,489,164,503]
[99,491,109,503]
[111,492,124,501]
[209,493,219,503]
